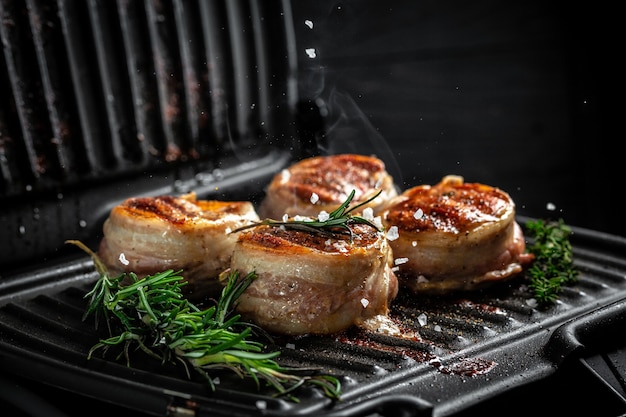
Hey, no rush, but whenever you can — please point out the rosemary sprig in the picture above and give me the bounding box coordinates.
[233,189,383,241]
[66,240,342,401]
[524,219,578,304]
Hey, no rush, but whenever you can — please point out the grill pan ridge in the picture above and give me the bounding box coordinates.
[1,200,626,417]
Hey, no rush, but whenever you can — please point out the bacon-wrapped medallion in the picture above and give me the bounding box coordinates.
[229,222,398,336]
[382,175,534,293]
[97,192,259,298]
[258,153,397,220]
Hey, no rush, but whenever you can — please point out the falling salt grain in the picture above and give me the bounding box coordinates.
[119,253,130,266]
[434,325,442,332]
[386,226,399,241]
[412,241,417,247]
[417,313,427,326]
[417,275,429,283]
[310,192,319,204]
[304,19,313,29]
[305,48,317,58]
[212,377,220,385]
[413,208,424,220]
[286,343,295,349]
[546,202,556,211]
[256,400,267,411]
[360,298,370,308]
[394,257,409,265]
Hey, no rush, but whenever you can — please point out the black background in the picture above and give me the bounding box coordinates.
[291,0,621,237]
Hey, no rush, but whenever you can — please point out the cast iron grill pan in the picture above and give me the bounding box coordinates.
[1,210,626,417]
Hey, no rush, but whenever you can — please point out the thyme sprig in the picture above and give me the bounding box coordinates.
[524,219,578,304]
[66,240,341,401]
[233,189,383,241]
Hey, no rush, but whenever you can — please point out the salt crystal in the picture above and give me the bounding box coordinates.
[318,210,329,221]
[304,19,313,29]
[286,343,295,349]
[282,214,289,222]
[526,298,538,308]
[256,400,267,410]
[417,275,429,283]
[546,202,556,211]
[118,253,129,266]
[360,298,370,308]
[412,241,417,247]
[305,48,317,58]
[414,208,424,220]
[417,313,427,326]
[310,192,319,204]
[362,207,374,220]
[386,226,399,241]
[434,325,442,332]
[394,257,409,265]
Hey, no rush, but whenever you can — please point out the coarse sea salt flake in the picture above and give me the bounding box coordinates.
[386,226,399,241]
[360,298,370,308]
[318,210,329,221]
[414,208,424,220]
[119,253,129,266]
[310,192,319,204]
[394,257,409,265]
[417,313,427,326]
[362,207,374,220]
[282,214,289,222]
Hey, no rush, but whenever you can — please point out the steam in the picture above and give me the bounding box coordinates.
[317,87,404,186]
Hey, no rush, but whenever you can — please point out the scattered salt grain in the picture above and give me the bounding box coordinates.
[394,257,409,265]
[386,225,399,241]
[525,298,538,308]
[417,275,429,283]
[360,298,370,308]
[282,213,289,222]
[304,19,313,29]
[413,208,424,220]
[318,210,329,222]
[212,377,220,385]
[118,253,129,266]
[279,169,290,183]
[434,325,442,332]
[310,192,319,204]
[305,48,317,58]
[417,313,427,326]
[256,400,267,410]
[362,207,374,220]
[286,343,295,349]
[546,202,556,211]
[412,241,417,247]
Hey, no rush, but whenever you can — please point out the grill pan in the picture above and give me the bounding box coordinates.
[1,1,626,416]
[1,192,626,417]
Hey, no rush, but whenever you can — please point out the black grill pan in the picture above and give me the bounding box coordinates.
[1,194,626,417]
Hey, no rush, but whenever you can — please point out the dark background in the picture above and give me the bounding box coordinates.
[290,1,620,237]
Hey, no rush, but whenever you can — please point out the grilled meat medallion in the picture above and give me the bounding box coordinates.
[97,192,259,298]
[258,153,398,220]
[230,222,399,336]
[382,175,534,293]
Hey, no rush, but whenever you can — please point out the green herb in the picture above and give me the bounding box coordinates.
[524,219,578,304]
[66,240,341,402]
[233,189,382,241]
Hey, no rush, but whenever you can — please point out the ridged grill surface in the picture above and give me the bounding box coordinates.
[1,223,626,417]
